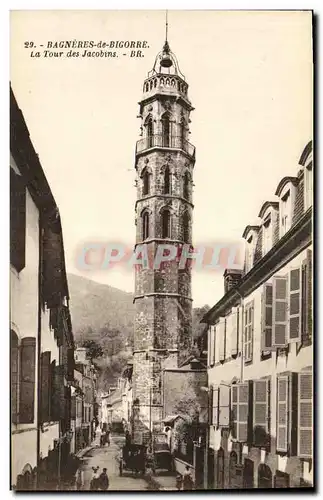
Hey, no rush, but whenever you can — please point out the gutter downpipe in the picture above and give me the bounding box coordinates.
[235,290,244,383]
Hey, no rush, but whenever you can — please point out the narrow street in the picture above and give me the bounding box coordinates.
[77,435,152,491]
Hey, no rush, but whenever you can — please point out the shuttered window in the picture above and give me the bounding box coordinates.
[231,382,250,442]
[272,276,288,347]
[219,384,230,427]
[40,351,51,423]
[253,378,270,447]
[67,348,74,381]
[19,337,36,423]
[11,330,19,424]
[231,307,239,357]
[10,168,26,273]
[218,319,226,362]
[51,361,65,422]
[301,250,312,345]
[276,374,289,453]
[261,284,273,352]
[288,268,302,342]
[212,386,219,427]
[244,302,254,363]
[297,371,312,458]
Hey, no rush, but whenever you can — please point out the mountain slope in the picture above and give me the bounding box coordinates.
[67,273,135,342]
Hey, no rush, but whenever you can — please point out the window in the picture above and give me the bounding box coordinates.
[281,190,291,236]
[161,209,171,238]
[10,168,26,273]
[298,370,312,459]
[305,164,313,210]
[231,382,251,442]
[183,211,190,243]
[272,276,288,348]
[218,384,230,427]
[11,330,19,424]
[142,211,149,240]
[261,283,273,353]
[161,113,171,147]
[211,385,219,426]
[40,351,51,423]
[230,307,239,357]
[180,119,186,146]
[183,171,190,200]
[253,378,270,448]
[142,169,150,196]
[218,319,226,362]
[164,166,170,194]
[263,215,272,254]
[146,117,154,148]
[244,301,254,363]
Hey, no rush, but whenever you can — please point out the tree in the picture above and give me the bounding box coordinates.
[81,339,103,361]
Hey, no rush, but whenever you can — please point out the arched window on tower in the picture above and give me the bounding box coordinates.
[162,209,171,239]
[142,211,150,240]
[162,113,171,148]
[180,118,186,147]
[183,171,190,200]
[183,211,190,243]
[164,166,170,194]
[142,169,150,196]
[145,116,154,148]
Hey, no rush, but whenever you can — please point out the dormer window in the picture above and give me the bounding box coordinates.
[281,190,291,236]
[263,215,272,254]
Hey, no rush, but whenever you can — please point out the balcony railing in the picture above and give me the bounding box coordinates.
[136,134,195,159]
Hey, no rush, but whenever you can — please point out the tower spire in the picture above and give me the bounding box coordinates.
[163,10,170,54]
[165,10,168,43]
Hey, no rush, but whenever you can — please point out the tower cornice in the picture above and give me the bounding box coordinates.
[135,194,194,209]
[138,93,194,113]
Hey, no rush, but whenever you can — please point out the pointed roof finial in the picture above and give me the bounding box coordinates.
[163,10,170,54]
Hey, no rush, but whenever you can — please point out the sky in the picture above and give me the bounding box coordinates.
[10,10,313,307]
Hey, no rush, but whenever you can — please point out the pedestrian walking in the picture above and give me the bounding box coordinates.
[98,468,109,491]
[90,467,100,491]
[176,473,182,491]
[182,466,194,491]
[75,469,84,491]
[96,426,102,445]
[106,429,111,447]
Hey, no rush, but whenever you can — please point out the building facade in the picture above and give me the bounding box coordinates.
[203,141,313,489]
[132,39,196,440]
[10,87,75,490]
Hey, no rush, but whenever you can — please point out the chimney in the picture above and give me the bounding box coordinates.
[223,268,243,294]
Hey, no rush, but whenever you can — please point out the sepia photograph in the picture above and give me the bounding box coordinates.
[9,9,313,491]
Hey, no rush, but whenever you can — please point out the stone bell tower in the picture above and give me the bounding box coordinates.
[132,38,196,440]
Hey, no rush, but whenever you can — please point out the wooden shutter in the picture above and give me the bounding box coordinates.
[219,319,226,362]
[297,371,312,458]
[19,337,36,423]
[219,384,230,427]
[307,250,312,341]
[212,386,219,427]
[276,374,289,453]
[10,169,26,273]
[231,384,238,439]
[272,276,288,347]
[67,348,74,381]
[233,382,250,442]
[244,303,254,362]
[231,308,239,357]
[210,326,215,366]
[40,351,51,423]
[51,363,65,421]
[253,378,270,447]
[288,268,302,342]
[71,396,76,420]
[261,284,273,351]
[11,331,19,424]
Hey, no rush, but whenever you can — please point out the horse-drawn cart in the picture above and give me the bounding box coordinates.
[118,444,146,477]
